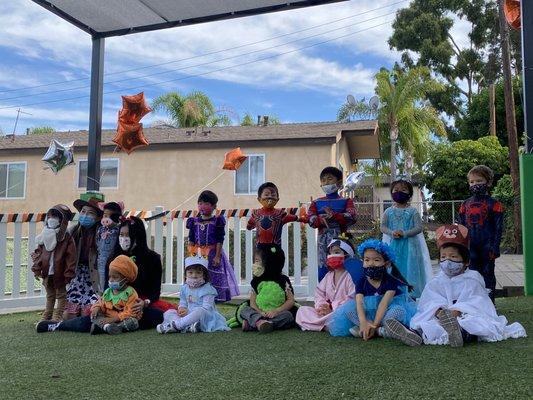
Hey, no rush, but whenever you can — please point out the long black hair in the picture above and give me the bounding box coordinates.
[117,216,149,255]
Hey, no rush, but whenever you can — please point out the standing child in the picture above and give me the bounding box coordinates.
[31,204,76,321]
[186,190,239,302]
[459,165,504,302]
[408,224,526,346]
[246,182,300,246]
[381,179,432,298]
[307,167,356,281]
[296,237,355,331]
[96,201,123,293]
[327,239,419,345]
[240,244,296,333]
[90,255,142,335]
[157,256,229,334]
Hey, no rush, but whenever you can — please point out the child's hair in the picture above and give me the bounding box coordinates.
[47,208,64,221]
[257,182,279,198]
[440,243,470,263]
[320,166,343,181]
[117,216,148,252]
[256,243,285,275]
[467,165,494,185]
[357,239,396,263]
[184,264,210,282]
[104,202,122,215]
[390,179,414,197]
[198,190,218,206]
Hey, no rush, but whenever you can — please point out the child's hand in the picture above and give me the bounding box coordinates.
[317,304,332,316]
[263,310,278,319]
[131,299,145,315]
[30,252,39,262]
[323,207,334,220]
[393,230,404,238]
[178,307,188,317]
[212,255,221,267]
[360,320,374,341]
[450,310,462,318]
[90,308,99,320]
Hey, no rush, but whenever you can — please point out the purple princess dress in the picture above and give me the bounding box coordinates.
[186,215,240,302]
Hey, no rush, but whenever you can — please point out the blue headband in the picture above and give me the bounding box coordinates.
[357,239,396,263]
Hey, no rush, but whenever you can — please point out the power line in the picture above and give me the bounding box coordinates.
[0,0,407,95]
[0,20,393,111]
[0,9,398,102]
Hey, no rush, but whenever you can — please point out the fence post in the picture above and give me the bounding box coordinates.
[176,216,185,286]
[164,212,174,285]
[233,216,242,285]
[293,223,302,286]
[12,221,22,298]
[281,225,289,275]
[0,223,6,299]
[451,200,456,223]
[306,224,318,298]
[245,222,253,283]
[154,206,164,257]
[27,221,37,296]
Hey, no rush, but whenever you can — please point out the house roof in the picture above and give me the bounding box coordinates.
[31,0,346,38]
[0,120,378,151]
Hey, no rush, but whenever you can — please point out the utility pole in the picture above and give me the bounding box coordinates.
[498,0,522,252]
[12,108,32,135]
[489,83,497,136]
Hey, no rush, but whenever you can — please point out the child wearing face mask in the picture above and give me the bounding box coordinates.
[296,237,355,331]
[408,224,526,346]
[307,167,356,282]
[381,179,432,298]
[327,239,419,344]
[89,255,142,334]
[459,165,504,303]
[31,204,77,321]
[96,201,124,293]
[157,256,230,333]
[246,182,300,246]
[186,190,239,302]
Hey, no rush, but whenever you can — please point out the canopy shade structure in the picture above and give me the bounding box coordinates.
[31,0,347,38]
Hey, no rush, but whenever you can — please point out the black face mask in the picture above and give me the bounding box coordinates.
[364,266,386,280]
[392,191,410,204]
[469,184,488,196]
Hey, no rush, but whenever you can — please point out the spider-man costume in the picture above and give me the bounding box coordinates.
[247,208,298,246]
[459,194,504,301]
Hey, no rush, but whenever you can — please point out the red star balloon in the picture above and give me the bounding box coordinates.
[504,0,521,30]
[222,147,247,170]
[120,92,152,124]
[113,121,149,154]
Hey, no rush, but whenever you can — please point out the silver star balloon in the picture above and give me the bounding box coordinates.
[42,139,75,174]
[342,171,365,193]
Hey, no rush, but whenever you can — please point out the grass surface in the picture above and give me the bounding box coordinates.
[0,298,531,400]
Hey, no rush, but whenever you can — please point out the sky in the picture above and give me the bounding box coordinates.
[0,0,473,134]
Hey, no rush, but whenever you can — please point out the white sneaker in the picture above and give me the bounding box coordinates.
[156,321,178,334]
[349,326,361,337]
[182,321,199,333]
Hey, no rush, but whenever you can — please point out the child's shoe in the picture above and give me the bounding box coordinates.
[36,320,61,333]
[90,323,104,335]
[382,319,423,346]
[183,321,199,333]
[242,320,254,332]
[120,318,139,332]
[349,326,361,337]
[437,309,463,347]
[156,321,178,334]
[256,319,273,334]
[103,323,123,335]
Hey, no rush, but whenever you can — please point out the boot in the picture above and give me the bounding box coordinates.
[52,286,67,322]
[42,278,55,321]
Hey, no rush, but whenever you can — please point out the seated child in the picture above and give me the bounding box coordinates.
[240,244,296,333]
[327,239,419,345]
[246,182,300,246]
[90,255,142,335]
[157,256,229,333]
[296,236,355,331]
[96,201,123,293]
[408,224,526,347]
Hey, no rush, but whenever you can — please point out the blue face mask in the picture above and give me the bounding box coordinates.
[108,279,126,291]
[79,215,96,228]
[364,265,386,280]
[440,259,464,277]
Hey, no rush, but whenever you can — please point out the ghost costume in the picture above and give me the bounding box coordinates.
[410,269,526,345]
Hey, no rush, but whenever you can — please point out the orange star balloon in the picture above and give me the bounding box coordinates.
[504,0,521,30]
[120,92,152,124]
[222,147,247,170]
[113,121,149,154]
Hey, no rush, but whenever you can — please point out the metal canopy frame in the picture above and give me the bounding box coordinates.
[30,0,346,191]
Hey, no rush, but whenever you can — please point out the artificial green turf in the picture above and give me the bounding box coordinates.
[1,298,531,400]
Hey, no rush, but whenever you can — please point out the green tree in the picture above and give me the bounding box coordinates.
[374,66,446,180]
[152,91,232,128]
[240,112,280,126]
[424,136,509,202]
[453,77,524,147]
[336,97,376,122]
[29,126,55,135]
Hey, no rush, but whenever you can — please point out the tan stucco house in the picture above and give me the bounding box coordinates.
[0,120,379,213]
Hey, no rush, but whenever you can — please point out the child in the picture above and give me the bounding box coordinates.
[459,165,504,302]
[296,236,355,331]
[246,182,300,246]
[157,256,229,333]
[408,224,526,346]
[31,204,76,321]
[327,239,419,345]
[307,167,356,281]
[381,179,432,298]
[96,201,123,293]
[90,255,142,335]
[240,244,295,333]
[186,190,239,302]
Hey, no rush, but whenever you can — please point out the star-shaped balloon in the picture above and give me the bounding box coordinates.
[222,147,247,170]
[42,139,75,174]
[113,121,149,155]
[342,171,365,193]
[120,92,152,124]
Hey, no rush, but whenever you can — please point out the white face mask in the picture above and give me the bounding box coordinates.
[119,237,131,251]
[46,218,60,229]
[440,259,464,277]
[321,184,338,195]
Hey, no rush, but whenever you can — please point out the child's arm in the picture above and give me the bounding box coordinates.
[213,217,225,266]
[30,245,44,278]
[307,201,325,229]
[314,277,331,315]
[249,290,261,312]
[200,294,216,310]
[265,286,295,318]
[491,200,504,258]
[370,290,396,328]
[118,291,140,321]
[329,198,357,227]
[186,218,196,245]
[178,286,188,316]
[380,210,393,236]
[282,211,299,225]
[458,202,466,225]
[403,211,423,237]
[64,236,78,283]
[356,293,372,340]
[246,211,257,230]
[90,299,104,319]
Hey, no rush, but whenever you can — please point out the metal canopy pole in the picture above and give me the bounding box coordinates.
[520,0,533,295]
[87,36,105,192]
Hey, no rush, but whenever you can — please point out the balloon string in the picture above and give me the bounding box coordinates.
[171,170,227,212]
[0,180,23,197]
[85,146,119,187]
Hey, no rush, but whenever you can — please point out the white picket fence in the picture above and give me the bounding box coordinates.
[0,206,319,312]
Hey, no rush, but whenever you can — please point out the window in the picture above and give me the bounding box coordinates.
[235,154,264,195]
[0,162,26,199]
[78,158,119,189]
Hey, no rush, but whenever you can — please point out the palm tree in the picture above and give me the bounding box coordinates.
[374,66,446,180]
[337,97,376,122]
[152,91,232,128]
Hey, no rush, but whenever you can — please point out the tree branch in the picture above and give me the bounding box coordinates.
[447,33,462,57]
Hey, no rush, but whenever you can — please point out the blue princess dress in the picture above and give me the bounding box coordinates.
[381,206,432,298]
[179,283,230,332]
[328,273,417,337]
